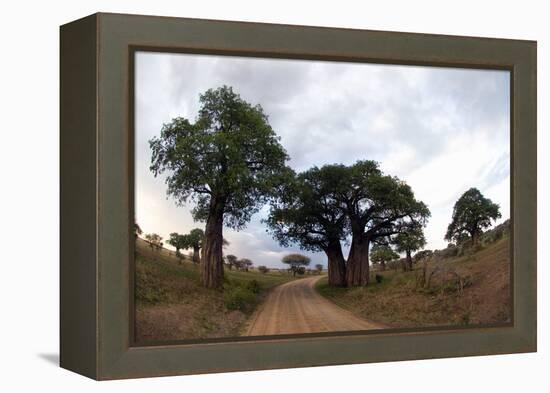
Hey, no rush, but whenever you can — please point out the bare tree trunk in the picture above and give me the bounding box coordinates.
[192,246,200,263]
[326,240,347,287]
[201,197,225,289]
[346,234,370,286]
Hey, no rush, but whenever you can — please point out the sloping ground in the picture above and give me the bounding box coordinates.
[134,238,294,343]
[316,236,511,328]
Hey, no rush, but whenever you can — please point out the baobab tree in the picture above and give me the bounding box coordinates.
[182,228,204,263]
[393,223,426,271]
[340,160,430,286]
[150,86,289,288]
[445,188,501,246]
[370,244,399,271]
[282,253,311,276]
[266,165,349,286]
[167,232,186,261]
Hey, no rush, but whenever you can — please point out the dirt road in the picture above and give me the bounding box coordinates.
[244,276,383,336]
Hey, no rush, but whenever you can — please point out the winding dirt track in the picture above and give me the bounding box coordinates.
[244,276,383,336]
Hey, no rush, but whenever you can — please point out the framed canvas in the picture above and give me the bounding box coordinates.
[60,13,537,380]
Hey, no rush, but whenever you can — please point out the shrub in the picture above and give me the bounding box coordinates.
[375,274,383,284]
[246,279,261,294]
[223,286,256,311]
[258,265,269,274]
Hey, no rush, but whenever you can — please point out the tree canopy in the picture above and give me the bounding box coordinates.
[282,253,311,276]
[370,244,399,271]
[393,223,427,270]
[339,160,430,286]
[266,165,349,286]
[445,188,501,245]
[149,86,289,288]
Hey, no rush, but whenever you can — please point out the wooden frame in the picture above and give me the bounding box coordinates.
[60,12,537,380]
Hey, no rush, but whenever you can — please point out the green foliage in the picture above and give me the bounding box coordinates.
[246,279,261,294]
[181,228,204,249]
[149,85,289,230]
[375,274,384,284]
[394,223,427,255]
[225,254,238,270]
[258,265,269,274]
[238,258,253,271]
[370,244,399,265]
[265,164,349,252]
[445,188,501,244]
[315,264,323,273]
[282,253,310,276]
[223,286,257,311]
[144,233,163,250]
[167,232,186,253]
[341,160,431,241]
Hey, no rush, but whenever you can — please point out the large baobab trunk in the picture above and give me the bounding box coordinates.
[326,240,347,287]
[201,198,225,288]
[346,234,370,286]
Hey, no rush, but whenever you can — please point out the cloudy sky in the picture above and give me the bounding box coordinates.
[135,51,510,269]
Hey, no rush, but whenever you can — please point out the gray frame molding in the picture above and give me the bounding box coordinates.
[60,12,536,380]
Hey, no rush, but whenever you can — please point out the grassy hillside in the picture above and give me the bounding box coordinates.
[316,235,511,328]
[135,238,294,343]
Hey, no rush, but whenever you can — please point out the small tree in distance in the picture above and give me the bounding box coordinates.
[239,258,253,272]
[182,228,204,263]
[445,188,501,246]
[167,233,186,262]
[258,265,269,274]
[394,224,426,271]
[225,254,238,270]
[145,233,163,251]
[315,264,323,274]
[282,253,311,276]
[370,244,399,271]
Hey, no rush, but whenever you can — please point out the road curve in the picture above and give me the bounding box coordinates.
[244,275,383,336]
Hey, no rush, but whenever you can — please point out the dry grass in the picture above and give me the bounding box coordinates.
[316,236,511,328]
[134,238,294,343]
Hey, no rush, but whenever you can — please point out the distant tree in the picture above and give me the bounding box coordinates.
[180,228,204,263]
[394,224,426,271]
[282,253,311,276]
[315,264,323,274]
[445,188,501,246]
[145,233,163,251]
[225,254,238,270]
[150,86,289,288]
[296,266,306,275]
[167,233,186,262]
[134,223,143,238]
[258,265,269,274]
[370,244,399,271]
[239,258,253,272]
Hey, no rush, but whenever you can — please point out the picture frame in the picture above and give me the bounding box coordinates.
[60,12,536,380]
